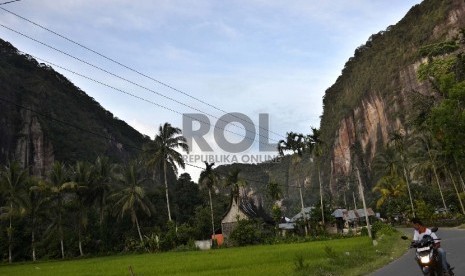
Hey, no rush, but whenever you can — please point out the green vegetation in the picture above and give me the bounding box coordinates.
[0,234,409,276]
[418,40,459,58]
[0,159,230,263]
[369,43,465,222]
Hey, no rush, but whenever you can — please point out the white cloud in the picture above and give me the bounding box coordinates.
[128,119,153,137]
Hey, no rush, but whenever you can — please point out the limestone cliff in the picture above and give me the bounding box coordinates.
[14,110,54,176]
[321,0,465,193]
[0,39,150,176]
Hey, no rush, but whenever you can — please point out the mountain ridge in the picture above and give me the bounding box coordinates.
[0,39,150,176]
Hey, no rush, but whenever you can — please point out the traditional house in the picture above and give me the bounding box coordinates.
[221,195,273,239]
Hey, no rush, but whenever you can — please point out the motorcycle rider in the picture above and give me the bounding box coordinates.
[411,217,451,276]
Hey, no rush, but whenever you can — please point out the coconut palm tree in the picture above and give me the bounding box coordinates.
[91,156,116,226]
[224,168,247,203]
[198,162,219,240]
[144,123,189,221]
[277,132,306,156]
[69,161,93,256]
[443,156,465,215]
[372,174,406,209]
[46,161,71,259]
[111,162,153,243]
[308,127,326,225]
[372,146,402,177]
[278,131,309,234]
[410,131,448,212]
[24,177,48,261]
[0,162,28,263]
[389,130,415,216]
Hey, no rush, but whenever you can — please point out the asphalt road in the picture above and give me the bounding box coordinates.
[371,228,465,276]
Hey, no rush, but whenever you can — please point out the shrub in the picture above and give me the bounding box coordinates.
[418,40,459,57]
[360,227,369,236]
[371,221,397,239]
[229,219,263,246]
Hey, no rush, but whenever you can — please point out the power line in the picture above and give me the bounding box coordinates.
[0,8,315,190]
[0,6,287,140]
[0,0,21,5]
[0,23,281,143]
[0,96,316,190]
[0,94,315,190]
[24,53,275,148]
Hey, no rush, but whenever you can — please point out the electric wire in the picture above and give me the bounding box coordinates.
[0,6,287,140]
[0,6,319,190]
[0,96,319,190]
[20,52,280,148]
[0,23,280,143]
[0,0,21,6]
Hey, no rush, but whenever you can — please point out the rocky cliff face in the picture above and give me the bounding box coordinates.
[0,39,150,176]
[323,0,465,193]
[14,110,54,176]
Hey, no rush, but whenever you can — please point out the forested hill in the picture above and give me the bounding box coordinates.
[0,39,150,176]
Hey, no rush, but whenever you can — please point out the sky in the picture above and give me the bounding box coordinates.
[0,0,423,180]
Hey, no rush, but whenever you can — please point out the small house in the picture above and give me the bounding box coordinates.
[221,196,273,239]
[331,208,376,230]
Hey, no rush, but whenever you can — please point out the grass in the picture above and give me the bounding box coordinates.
[0,234,409,276]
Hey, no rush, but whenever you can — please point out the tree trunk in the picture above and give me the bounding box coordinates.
[298,183,308,236]
[8,204,12,264]
[355,167,372,240]
[401,155,415,216]
[60,238,65,259]
[78,226,84,257]
[209,189,215,240]
[164,161,172,221]
[135,214,144,243]
[318,165,325,225]
[32,218,36,262]
[453,156,465,194]
[59,214,65,259]
[431,162,448,212]
[99,200,105,226]
[447,169,465,215]
[458,169,465,194]
[427,144,448,212]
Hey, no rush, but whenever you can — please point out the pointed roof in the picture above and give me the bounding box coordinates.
[221,195,274,224]
[289,207,313,222]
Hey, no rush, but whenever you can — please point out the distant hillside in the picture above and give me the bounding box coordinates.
[0,39,150,176]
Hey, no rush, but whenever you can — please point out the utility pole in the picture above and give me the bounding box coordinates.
[298,182,308,236]
[318,167,325,225]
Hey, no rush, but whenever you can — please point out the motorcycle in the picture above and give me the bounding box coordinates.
[402,227,455,276]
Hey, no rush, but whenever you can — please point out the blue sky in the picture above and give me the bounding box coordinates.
[0,0,422,179]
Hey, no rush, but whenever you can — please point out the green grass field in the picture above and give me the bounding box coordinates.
[0,234,408,276]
